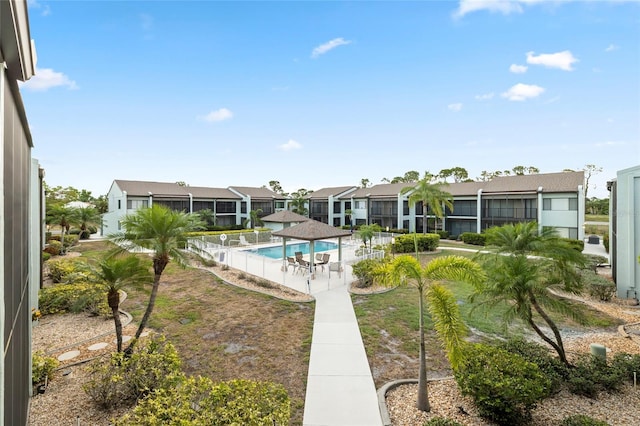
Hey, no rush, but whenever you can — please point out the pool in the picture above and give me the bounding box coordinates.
[246,241,338,259]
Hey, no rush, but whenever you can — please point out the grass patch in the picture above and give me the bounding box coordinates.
[586,214,609,223]
[585,224,608,235]
[71,241,314,425]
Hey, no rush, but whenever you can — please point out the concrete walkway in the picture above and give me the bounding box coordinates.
[303,284,383,426]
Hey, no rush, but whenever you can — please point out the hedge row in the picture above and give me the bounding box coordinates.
[391,233,440,253]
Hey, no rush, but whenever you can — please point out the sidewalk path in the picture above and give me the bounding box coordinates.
[303,285,383,425]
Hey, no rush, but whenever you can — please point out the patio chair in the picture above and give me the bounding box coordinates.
[286,257,298,274]
[239,235,251,246]
[316,253,330,272]
[297,258,310,274]
[295,251,304,263]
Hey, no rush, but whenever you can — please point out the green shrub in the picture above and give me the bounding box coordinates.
[460,232,485,246]
[392,233,440,253]
[603,233,609,253]
[436,230,450,239]
[69,228,81,235]
[116,377,290,426]
[46,258,87,283]
[497,337,567,393]
[581,270,616,301]
[351,258,382,288]
[609,353,640,383]
[84,336,182,409]
[50,234,80,247]
[563,237,585,252]
[32,351,59,384]
[43,240,62,256]
[424,417,463,426]
[42,251,51,262]
[39,282,109,316]
[583,254,609,272]
[566,355,625,398]
[454,343,551,425]
[560,414,610,426]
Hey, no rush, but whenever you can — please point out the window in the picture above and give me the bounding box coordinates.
[569,198,578,211]
[355,200,366,209]
[333,201,341,213]
[127,199,149,210]
[543,199,551,210]
[217,201,236,213]
[275,201,285,209]
[118,200,121,210]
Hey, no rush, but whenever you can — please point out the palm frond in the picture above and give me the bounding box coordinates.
[427,284,469,370]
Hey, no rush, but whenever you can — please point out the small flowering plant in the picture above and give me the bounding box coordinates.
[32,308,42,322]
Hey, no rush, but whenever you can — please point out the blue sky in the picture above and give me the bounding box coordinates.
[22,0,639,199]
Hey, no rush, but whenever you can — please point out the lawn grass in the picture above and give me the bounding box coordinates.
[586,214,609,222]
[353,249,621,387]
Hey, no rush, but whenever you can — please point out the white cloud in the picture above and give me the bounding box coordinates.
[279,139,302,151]
[448,103,463,112]
[311,38,352,59]
[475,92,494,100]
[526,50,578,71]
[28,0,51,16]
[509,64,528,74]
[453,0,547,18]
[594,140,626,147]
[199,108,233,123]
[501,83,545,101]
[20,67,77,91]
[453,0,523,18]
[605,44,620,52]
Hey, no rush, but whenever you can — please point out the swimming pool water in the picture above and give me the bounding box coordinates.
[247,241,338,259]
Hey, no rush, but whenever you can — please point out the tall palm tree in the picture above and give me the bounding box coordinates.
[379,254,485,412]
[473,221,586,366]
[77,206,102,239]
[111,204,205,354]
[47,204,79,254]
[91,254,152,352]
[402,178,453,234]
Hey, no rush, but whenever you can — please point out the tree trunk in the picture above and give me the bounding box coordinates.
[125,257,168,355]
[529,293,570,366]
[108,290,123,352]
[423,210,427,234]
[417,288,431,412]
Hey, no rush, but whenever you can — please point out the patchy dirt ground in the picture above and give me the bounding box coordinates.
[30,243,315,425]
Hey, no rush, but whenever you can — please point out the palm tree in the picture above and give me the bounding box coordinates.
[195,208,216,230]
[358,223,381,251]
[111,204,205,354]
[91,254,152,352]
[402,177,453,234]
[473,221,586,366]
[77,206,102,239]
[47,204,79,254]
[344,208,353,231]
[379,255,485,412]
[249,209,264,229]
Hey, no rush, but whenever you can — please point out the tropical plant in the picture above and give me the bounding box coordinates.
[90,254,152,352]
[77,206,102,239]
[401,177,453,234]
[344,209,353,230]
[249,208,264,229]
[195,209,216,229]
[378,254,485,411]
[472,221,586,366]
[46,204,79,254]
[111,204,205,354]
[289,189,310,216]
[357,224,382,250]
